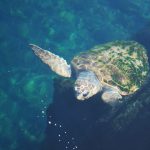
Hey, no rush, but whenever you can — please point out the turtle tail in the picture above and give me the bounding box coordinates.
[29,44,71,77]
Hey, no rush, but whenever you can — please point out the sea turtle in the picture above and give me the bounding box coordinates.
[29,41,149,104]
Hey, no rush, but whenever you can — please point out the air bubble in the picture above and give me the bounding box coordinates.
[48,121,52,124]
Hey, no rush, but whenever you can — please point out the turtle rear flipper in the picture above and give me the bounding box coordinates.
[30,44,71,77]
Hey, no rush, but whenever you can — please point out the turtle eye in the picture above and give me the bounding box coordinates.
[83,91,89,97]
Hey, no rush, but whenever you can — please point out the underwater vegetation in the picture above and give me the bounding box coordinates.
[0,0,150,150]
[0,68,52,150]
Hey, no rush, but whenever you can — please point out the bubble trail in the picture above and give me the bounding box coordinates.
[48,116,79,150]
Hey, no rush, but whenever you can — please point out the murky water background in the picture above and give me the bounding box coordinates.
[0,0,150,150]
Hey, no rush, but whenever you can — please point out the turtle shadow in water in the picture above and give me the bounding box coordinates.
[40,75,150,150]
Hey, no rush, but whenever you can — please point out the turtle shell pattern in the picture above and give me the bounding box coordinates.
[71,41,149,95]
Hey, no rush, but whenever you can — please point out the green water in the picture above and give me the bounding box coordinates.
[0,0,150,150]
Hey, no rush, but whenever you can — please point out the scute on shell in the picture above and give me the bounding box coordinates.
[71,41,149,95]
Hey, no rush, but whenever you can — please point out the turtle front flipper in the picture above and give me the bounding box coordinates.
[101,86,122,104]
[29,44,71,77]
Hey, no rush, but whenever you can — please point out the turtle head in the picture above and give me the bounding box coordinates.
[74,71,102,100]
